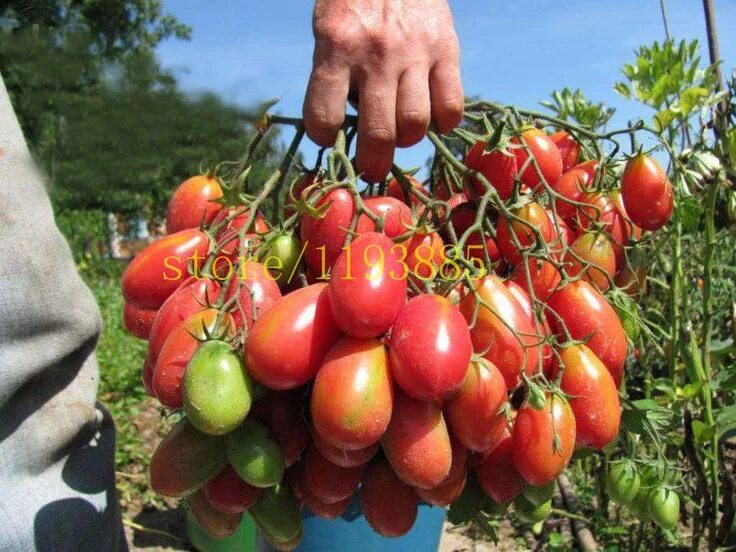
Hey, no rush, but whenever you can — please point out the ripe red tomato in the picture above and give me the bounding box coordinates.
[122,228,210,310]
[611,191,642,268]
[545,208,574,256]
[505,280,553,374]
[496,201,554,266]
[445,359,507,452]
[547,280,627,387]
[465,140,519,200]
[414,440,468,507]
[224,261,282,330]
[550,131,581,172]
[123,303,157,339]
[465,231,504,272]
[404,231,446,283]
[622,154,674,231]
[312,430,379,468]
[382,389,452,489]
[553,344,621,450]
[204,464,262,514]
[361,456,418,538]
[356,197,413,238]
[550,160,599,222]
[304,445,365,504]
[511,129,563,190]
[245,284,342,390]
[565,232,616,291]
[460,275,539,389]
[302,481,352,520]
[475,429,526,504]
[512,395,576,486]
[386,175,425,207]
[447,203,477,237]
[311,337,393,450]
[166,175,223,234]
[250,389,311,467]
[300,188,356,276]
[510,258,561,302]
[223,208,269,235]
[328,232,407,338]
[388,294,472,401]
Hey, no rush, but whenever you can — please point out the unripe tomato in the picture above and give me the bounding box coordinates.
[522,481,556,506]
[188,489,242,539]
[386,175,425,207]
[614,246,647,300]
[514,493,552,524]
[356,196,413,238]
[304,445,365,504]
[445,359,507,453]
[225,419,285,488]
[629,485,653,521]
[388,294,471,401]
[550,131,581,172]
[381,389,452,489]
[512,395,576,486]
[465,140,519,200]
[122,228,210,310]
[565,232,616,291]
[300,188,356,275]
[647,487,680,530]
[576,193,629,270]
[249,484,303,545]
[224,261,282,331]
[328,232,407,338]
[123,303,157,339]
[311,337,393,450]
[312,430,379,468]
[496,201,555,266]
[460,275,539,389]
[547,280,627,388]
[511,128,563,190]
[475,430,526,504]
[606,461,641,506]
[414,440,468,507]
[554,344,621,449]
[245,283,342,390]
[250,388,311,467]
[361,456,418,538]
[622,154,674,231]
[166,175,223,234]
[262,233,302,288]
[204,464,262,514]
[550,160,599,222]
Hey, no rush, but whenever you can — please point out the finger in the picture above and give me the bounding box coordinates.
[395,67,431,148]
[356,76,397,183]
[429,58,464,134]
[303,58,351,146]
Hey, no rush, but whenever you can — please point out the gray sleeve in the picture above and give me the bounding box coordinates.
[0,73,127,551]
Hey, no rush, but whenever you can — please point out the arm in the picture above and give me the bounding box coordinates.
[303,0,463,182]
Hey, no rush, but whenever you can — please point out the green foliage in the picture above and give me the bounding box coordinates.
[541,87,615,130]
[54,208,108,263]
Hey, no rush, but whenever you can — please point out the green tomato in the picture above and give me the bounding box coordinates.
[647,487,680,530]
[249,483,303,544]
[225,419,285,488]
[606,462,641,506]
[263,233,302,288]
[523,481,556,506]
[514,493,552,524]
[628,486,653,521]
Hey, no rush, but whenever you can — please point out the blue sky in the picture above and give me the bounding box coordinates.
[157,0,735,174]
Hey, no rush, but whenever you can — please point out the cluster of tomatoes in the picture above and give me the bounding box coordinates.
[121,120,678,548]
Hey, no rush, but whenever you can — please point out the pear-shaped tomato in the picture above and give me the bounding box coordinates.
[547,280,627,387]
[554,344,620,450]
[225,261,282,330]
[328,232,407,338]
[475,429,526,504]
[122,228,210,310]
[302,481,352,520]
[510,258,561,303]
[465,140,519,200]
[246,283,342,390]
[382,389,452,489]
[311,337,393,450]
[445,359,507,452]
[512,395,576,486]
[414,440,468,507]
[550,160,599,222]
[511,128,563,189]
[505,280,553,374]
[188,489,242,539]
[386,175,425,208]
[204,464,262,514]
[123,303,157,339]
[404,231,446,283]
[166,174,223,234]
[550,131,581,172]
[565,232,616,291]
[300,188,356,275]
[249,484,303,545]
[251,388,311,467]
[361,457,418,538]
[304,445,365,504]
[496,201,555,266]
[622,154,674,231]
[262,233,302,288]
[312,430,379,468]
[225,419,285,488]
[356,196,413,238]
[388,294,471,401]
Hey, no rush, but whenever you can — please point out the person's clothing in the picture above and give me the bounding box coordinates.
[0,72,127,551]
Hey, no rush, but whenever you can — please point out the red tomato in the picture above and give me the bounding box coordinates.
[621,154,674,231]
[361,456,418,538]
[214,229,260,263]
[300,188,356,276]
[311,337,393,450]
[465,140,519,200]
[550,160,599,222]
[224,208,269,235]
[510,258,561,302]
[123,303,157,340]
[545,208,574,256]
[576,193,628,265]
[496,201,554,266]
[356,196,413,238]
[611,192,642,268]
[381,389,452,489]
[550,131,581,172]
[553,345,621,450]
[447,204,477,237]
[142,355,155,397]
[460,275,539,389]
[304,445,365,504]
[302,482,352,520]
[512,395,576,486]
[465,231,504,272]
[547,280,627,387]
[565,232,616,291]
[250,389,311,467]
[404,231,446,283]
[153,309,235,408]
[505,280,553,374]
[224,261,282,330]
[122,229,210,310]
[476,429,527,504]
[328,232,407,338]
[511,129,563,189]
[445,359,507,452]
[204,465,262,514]
[388,294,472,401]
[245,284,342,390]
[414,440,468,507]
[166,175,223,233]
[386,175,425,207]
[312,430,379,468]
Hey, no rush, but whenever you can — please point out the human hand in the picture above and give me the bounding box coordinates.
[303,0,463,182]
